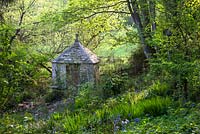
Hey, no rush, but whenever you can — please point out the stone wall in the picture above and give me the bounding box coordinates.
[52,63,99,89]
[52,63,66,89]
[59,64,67,89]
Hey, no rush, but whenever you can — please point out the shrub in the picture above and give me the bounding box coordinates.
[45,89,65,103]
[74,83,102,112]
[101,73,128,97]
[128,47,147,75]
[111,97,171,118]
[140,97,171,116]
[148,81,171,97]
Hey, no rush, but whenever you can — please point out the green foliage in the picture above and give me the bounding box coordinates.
[149,0,200,101]
[141,97,171,116]
[0,24,49,111]
[101,73,128,97]
[128,47,147,75]
[75,83,102,112]
[62,113,89,133]
[0,85,172,133]
[101,96,171,119]
[45,89,65,103]
[148,81,171,97]
[123,102,200,133]
[0,0,200,133]
[0,24,27,110]
[1,102,200,133]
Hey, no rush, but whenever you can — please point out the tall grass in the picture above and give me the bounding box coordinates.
[0,96,171,133]
[63,113,87,133]
[96,96,171,119]
[52,95,171,133]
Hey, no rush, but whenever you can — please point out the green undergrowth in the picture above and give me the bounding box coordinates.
[122,102,200,134]
[1,88,200,133]
[1,99,200,133]
[0,81,199,133]
[0,88,172,133]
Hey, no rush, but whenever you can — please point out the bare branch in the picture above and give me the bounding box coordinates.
[39,63,52,74]
[83,10,130,19]
[9,11,25,45]
[95,0,127,10]
[26,0,36,10]
[9,0,36,46]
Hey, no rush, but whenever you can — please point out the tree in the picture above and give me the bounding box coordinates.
[61,0,199,100]
[0,0,16,22]
[150,0,200,100]
[126,0,156,58]
[56,0,156,59]
[0,0,48,111]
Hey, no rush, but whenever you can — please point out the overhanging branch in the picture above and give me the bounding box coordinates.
[9,0,36,46]
[83,10,130,19]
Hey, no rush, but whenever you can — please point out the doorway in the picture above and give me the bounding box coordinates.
[66,64,80,87]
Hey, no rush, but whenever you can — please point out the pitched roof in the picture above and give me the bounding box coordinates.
[52,35,99,64]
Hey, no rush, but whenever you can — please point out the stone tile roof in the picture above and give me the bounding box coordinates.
[52,35,99,64]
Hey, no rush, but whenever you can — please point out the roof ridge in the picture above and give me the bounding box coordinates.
[52,37,99,64]
[78,42,94,63]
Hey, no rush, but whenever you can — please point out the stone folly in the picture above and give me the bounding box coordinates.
[52,34,100,89]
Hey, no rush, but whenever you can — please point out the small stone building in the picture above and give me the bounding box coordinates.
[52,35,100,89]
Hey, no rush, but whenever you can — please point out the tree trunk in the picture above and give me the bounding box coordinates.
[183,78,188,100]
[127,0,152,59]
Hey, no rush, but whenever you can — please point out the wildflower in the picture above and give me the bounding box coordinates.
[117,114,121,120]
[121,124,127,132]
[122,119,129,125]
[146,113,150,117]
[114,125,119,132]
[134,118,140,123]
[122,129,127,132]
[128,113,132,117]
[114,114,121,124]
[125,119,129,124]
[191,103,196,107]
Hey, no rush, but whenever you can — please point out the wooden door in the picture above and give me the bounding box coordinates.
[66,64,80,88]
[72,64,80,86]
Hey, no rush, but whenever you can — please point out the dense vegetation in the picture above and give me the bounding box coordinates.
[0,0,200,133]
